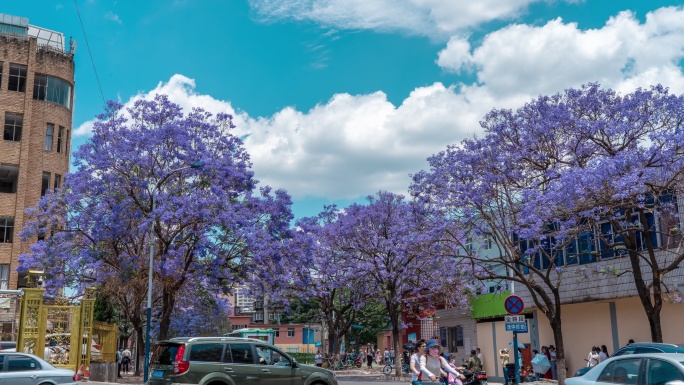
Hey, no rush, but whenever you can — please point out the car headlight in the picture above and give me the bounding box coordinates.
[327,369,336,378]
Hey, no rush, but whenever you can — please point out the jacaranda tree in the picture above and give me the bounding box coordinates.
[20,95,293,342]
[412,83,684,384]
[292,206,374,355]
[323,191,471,376]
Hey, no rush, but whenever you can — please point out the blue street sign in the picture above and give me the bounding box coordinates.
[505,321,528,333]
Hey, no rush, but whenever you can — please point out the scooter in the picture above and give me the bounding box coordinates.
[460,369,488,385]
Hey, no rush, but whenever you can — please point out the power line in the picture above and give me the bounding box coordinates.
[72,0,106,106]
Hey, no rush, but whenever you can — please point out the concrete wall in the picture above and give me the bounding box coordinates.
[477,297,684,380]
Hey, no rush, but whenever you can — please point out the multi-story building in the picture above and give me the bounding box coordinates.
[0,13,75,297]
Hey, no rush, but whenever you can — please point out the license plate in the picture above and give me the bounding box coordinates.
[152,370,165,378]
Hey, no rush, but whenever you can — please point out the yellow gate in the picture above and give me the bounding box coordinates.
[16,288,108,372]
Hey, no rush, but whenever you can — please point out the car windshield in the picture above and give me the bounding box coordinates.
[152,343,181,365]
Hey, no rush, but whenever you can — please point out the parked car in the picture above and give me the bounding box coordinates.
[567,353,684,385]
[4,334,101,364]
[0,341,16,351]
[148,336,338,385]
[575,343,684,377]
[0,352,77,384]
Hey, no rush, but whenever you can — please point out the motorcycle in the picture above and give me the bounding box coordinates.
[460,369,488,385]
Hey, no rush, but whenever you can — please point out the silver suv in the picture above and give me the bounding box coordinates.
[148,336,337,385]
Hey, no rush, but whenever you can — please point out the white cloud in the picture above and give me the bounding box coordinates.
[249,0,543,38]
[437,7,684,97]
[74,76,489,199]
[105,11,122,24]
[74,7,684,202]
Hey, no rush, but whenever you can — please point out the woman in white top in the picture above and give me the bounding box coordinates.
[420,339,461,383]
[586,346,600,367]
[410,339,426,385]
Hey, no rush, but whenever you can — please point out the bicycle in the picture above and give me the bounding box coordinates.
[383,359,410,376]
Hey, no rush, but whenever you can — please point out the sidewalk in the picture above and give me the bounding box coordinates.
[86,370,144,385]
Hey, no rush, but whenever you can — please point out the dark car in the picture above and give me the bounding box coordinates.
[0,341,16,350]
[148,336,337,385]
[574,343,684,377]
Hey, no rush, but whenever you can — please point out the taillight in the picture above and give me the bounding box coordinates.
[477,374,488,379]
[173,345,189,375]
[93,344,100,350]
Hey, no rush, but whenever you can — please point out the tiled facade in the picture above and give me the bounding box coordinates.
[0,22,74,292]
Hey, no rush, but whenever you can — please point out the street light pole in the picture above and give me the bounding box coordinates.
[144,161,203,383]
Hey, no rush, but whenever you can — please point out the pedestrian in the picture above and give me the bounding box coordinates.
[599,345,609,362]
[365,343,374,368]
[390,348,395,364]
[541,346,552,379]
[116,347,123,378]
[499,348,510,385]
[467,349,482,372]
[585,346,599,367]
[384,347,390,364]
[420,339,462,384]
[122,346,132,374]
[315,350,323,367]
[375,349,383,365]
[476,347,483,370]
[549,345,557,380]
[410,339,426,385]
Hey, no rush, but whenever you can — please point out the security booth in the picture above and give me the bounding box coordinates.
[225,328,276,345]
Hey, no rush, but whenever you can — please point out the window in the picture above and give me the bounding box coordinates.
[41,172,51,196]
[0,164,19,193]
[272,328,280,337]
[287,328,295,337]
[45,124,54,151]
[65,129,70,156]
[0,62,3,87]
[54,174,61,190]
[597,358,642,384]
[647,359,684,385]
[33,73,47,100]
[57,126,64,153]
[268,312,281,321]
[483,236,493,250]
[256,345,290,366]
[231,324,247,331]
[0,264,9,290]
[253,312,264,321]
[150,343,180,365]
[7,356,38,371]
[226,344,254,364]
[0,217,14,243]
[189,343,224,362]
[8,64,27,92]
[32,74,72,108]
[465,237,473,254]
[4,112,22,142]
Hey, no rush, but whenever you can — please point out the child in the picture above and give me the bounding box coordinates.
[447,356,464,385]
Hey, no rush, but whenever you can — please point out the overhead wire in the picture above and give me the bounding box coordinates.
[72,0,106,106]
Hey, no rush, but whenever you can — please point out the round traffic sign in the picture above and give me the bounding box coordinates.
[504,295,524,315]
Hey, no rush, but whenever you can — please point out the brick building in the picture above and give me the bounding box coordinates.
[0,13,75,298]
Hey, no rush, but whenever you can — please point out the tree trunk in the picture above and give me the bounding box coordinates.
[135,325,144,376]
[551,315,566,385]
[158,288,176,341]
[392,320,401,378]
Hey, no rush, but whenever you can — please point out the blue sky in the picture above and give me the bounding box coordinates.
[5,0,684,218]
